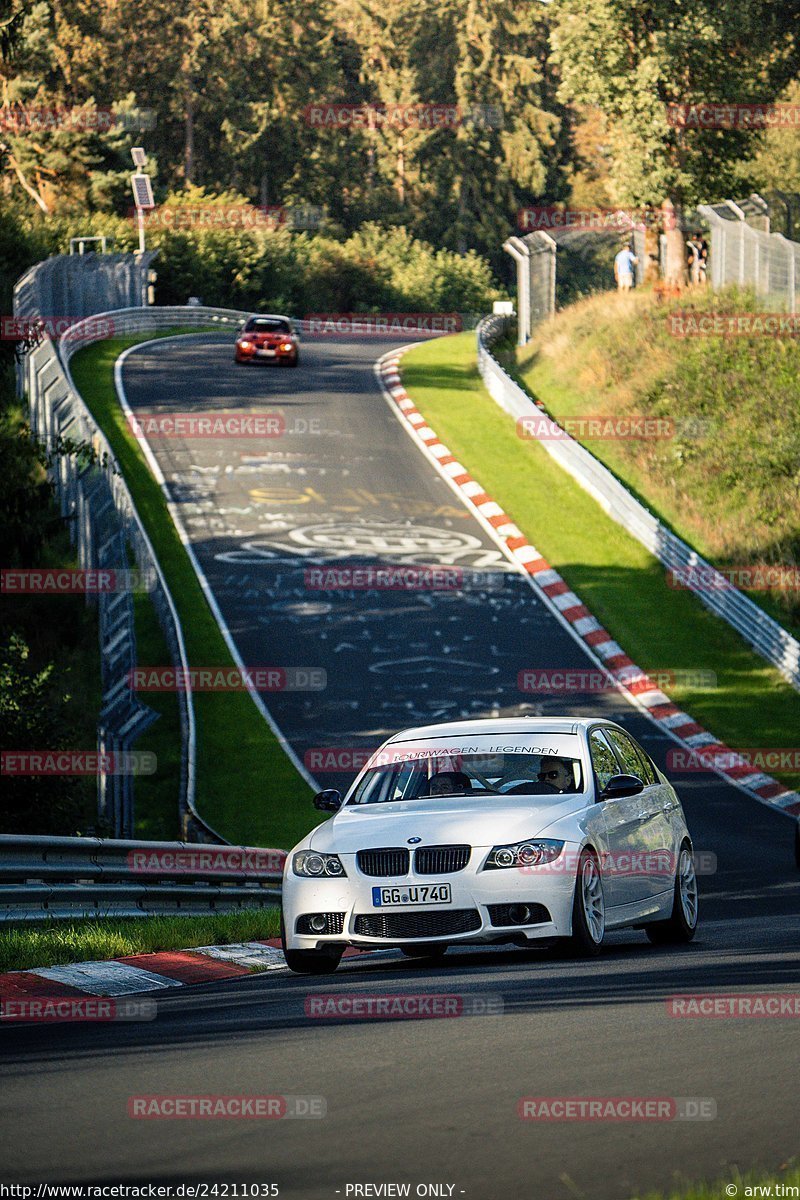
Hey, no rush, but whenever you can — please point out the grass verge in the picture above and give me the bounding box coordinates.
[515,287,799,633]
[69,330,315,848]
[401,332,800,791]
[634,1163,798,1200]
[0,909,280,974]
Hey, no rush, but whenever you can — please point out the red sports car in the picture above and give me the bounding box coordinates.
[235,314,299,366]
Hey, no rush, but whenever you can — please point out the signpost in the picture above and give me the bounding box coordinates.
[130,149,154,254]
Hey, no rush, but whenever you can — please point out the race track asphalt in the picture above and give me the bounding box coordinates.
[1,331,796,1198]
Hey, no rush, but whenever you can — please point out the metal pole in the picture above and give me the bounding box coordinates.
[137,207,146,255]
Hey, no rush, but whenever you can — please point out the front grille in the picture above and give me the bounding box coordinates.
[354,908,481,940]
[295,912,345,935]
[356,848,409,877]
[487,903,551,928]
[415,845,471,874]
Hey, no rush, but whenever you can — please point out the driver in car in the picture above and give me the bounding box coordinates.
[427,770,472,796]
[536,756,575,793]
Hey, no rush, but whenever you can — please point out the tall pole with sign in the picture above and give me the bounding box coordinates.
[130,147,154,255]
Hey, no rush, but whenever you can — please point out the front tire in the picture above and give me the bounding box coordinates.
[568,848,606,956]
[281,913,342,974]
[645,842,698,945]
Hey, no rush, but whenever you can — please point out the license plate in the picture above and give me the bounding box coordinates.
[372,884,451,907]
[257,348,276,357]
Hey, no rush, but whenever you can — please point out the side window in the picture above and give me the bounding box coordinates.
[606,729,648,780]
[631,740,658,786]
[589,730,619,793]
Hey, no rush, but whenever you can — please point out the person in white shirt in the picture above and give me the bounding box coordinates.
[614,246,638,291]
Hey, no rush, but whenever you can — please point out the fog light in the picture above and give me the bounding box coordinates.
[308,914,328,933]
[508,904,532,925]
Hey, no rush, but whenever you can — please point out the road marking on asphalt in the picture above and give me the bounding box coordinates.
[116,341,317,791]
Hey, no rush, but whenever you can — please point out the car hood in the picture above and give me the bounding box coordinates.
[308,793,588,853]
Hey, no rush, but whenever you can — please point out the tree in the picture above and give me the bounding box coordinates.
[745,78,800,217]
[0,635,85,835]
[551,0,800,284]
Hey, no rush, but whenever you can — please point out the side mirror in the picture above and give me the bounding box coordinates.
[601,774,644,800]
[313,788,342,812]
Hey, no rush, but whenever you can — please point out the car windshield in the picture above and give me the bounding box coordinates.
[347,741,584,805]
[245,317,291,333]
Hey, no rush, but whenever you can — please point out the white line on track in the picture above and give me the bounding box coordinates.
[115,336,318,790]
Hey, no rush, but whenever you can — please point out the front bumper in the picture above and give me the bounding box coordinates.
[235,345,296,362]
[282,849,579,950]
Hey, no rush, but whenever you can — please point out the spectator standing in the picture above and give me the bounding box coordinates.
[614,245,638,291]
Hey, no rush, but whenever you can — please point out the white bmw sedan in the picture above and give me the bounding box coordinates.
[281,718,699,974]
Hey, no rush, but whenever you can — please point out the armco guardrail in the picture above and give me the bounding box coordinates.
[15,288,253,841]
[477,316,800,691]
[0,834,284,921]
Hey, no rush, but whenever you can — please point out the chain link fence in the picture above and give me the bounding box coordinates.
[506,195,800,339]
[697,198,799,311]
[13,251,157,323]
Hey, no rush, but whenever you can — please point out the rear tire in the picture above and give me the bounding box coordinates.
[645,842,698,945]
[568,848,606,956]
[281,913,343,974]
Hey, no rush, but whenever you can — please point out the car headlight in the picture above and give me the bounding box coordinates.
[239,339,253,348]
[280,341,293,351]
[293,851,347,878]
[484,839,564,870]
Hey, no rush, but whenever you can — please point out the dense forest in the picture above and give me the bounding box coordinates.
[1,0,798,283]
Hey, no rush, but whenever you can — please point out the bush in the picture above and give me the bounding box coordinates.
[0,635,87,835]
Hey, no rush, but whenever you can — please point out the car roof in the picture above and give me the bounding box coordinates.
[246,313,292,322]
[384,717,622,743]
